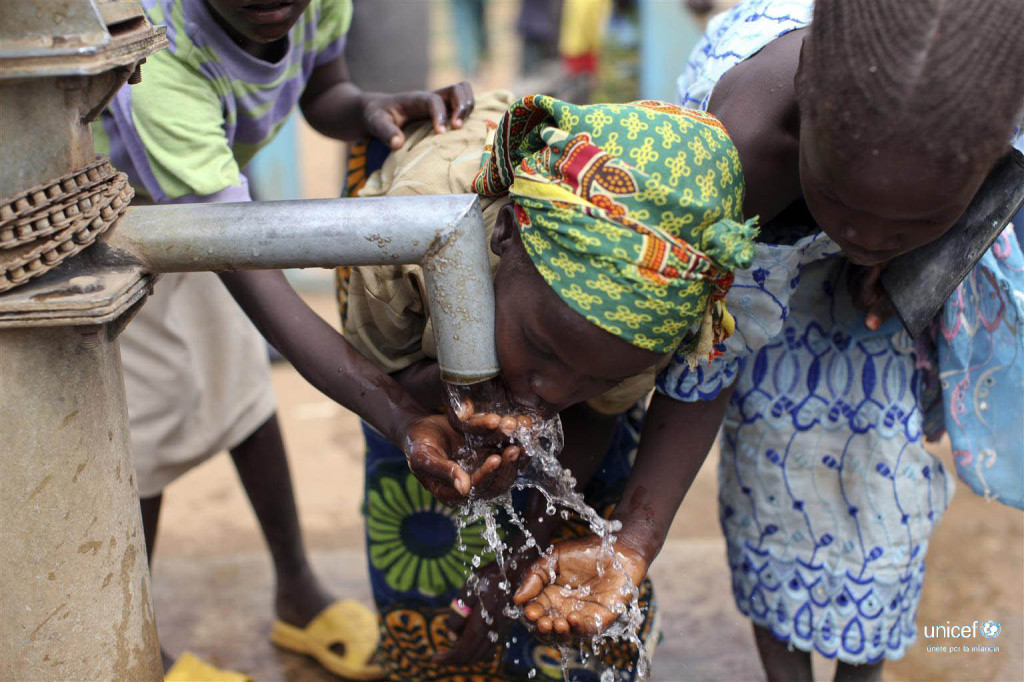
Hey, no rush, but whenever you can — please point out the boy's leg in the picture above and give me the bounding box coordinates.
[139,494,175,672]
[140,494,162,564]
[753,624,813,682]
[834,660,884,682]
[228,413,333,627]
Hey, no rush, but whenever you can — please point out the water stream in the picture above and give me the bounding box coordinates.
[445,382,650,681]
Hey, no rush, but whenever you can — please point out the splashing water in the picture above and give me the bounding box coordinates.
[445,382,650,681]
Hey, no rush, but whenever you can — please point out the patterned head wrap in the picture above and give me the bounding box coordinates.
[473,94,758,360]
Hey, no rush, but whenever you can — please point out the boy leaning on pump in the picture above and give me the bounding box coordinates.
[90,0,500,679]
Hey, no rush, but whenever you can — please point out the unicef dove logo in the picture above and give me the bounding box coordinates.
[980,621,1002,640]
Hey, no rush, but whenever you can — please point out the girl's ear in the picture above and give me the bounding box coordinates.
[491,203,516,257]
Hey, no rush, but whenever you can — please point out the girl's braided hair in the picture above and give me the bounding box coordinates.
[796,0,1024,168]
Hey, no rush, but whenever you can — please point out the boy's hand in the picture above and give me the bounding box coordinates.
[512,536,647,642]
[362,82,475,149]
[402,413,521,505]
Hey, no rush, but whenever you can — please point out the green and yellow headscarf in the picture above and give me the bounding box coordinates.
[473,95,758,362]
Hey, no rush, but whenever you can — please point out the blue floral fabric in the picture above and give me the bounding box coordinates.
[936,213,1024,509]
[676,0,812,110]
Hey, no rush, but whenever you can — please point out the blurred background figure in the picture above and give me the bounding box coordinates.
[347,0,430,92]
[558,0,612,100]
[517,0,562,77]
[451,0,490,77]
[594,0,640,102]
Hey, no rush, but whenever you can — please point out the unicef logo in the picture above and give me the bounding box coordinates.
[980,621,1002,639]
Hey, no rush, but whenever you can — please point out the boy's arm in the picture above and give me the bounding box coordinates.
[124,54,423,440]
[219,269,425,442]
[299,54,474,149]
[220,269,506,500]
[107,39,491,495]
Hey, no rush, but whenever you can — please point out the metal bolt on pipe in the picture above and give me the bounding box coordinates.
[100,194,501,384]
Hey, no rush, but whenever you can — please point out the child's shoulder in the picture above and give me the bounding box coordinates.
[679,0,813,109]
[306,0,354,51]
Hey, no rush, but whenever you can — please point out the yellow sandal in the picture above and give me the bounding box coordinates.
[270,599,385,680]
[164,651,251,682]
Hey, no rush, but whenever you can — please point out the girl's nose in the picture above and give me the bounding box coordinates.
[529,375,571,414]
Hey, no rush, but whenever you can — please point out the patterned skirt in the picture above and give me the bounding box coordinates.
[720,258,955,664]
[362,406,659,681]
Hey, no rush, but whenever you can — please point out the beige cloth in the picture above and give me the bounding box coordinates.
[343,90,656,414]
[120,271,276,497]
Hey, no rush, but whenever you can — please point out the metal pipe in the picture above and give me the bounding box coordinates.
[101,194,501,384]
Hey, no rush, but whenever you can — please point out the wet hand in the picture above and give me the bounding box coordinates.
[447,397,536,500]
[402,414,521,505]
[512,536,647,643]
[848,263,896,331]
[361,81,475,149]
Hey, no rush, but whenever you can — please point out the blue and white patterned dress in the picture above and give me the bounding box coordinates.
[659,225,954,664]
[661,0,1023,664]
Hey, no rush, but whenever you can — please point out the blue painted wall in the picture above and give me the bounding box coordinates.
[639,0,704,103]
[247,113,303,202]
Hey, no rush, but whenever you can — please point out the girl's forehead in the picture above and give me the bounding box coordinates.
[801,129,981,219]
[499,258,662,379]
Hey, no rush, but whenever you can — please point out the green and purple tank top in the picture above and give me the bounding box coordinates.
[93,0,351,203]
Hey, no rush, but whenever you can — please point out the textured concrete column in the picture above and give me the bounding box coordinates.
[0,323,161,682]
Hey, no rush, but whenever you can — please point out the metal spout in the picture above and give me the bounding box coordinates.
[100,194,500,384]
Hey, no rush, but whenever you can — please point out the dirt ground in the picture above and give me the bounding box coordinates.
[149,290,1023,682]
